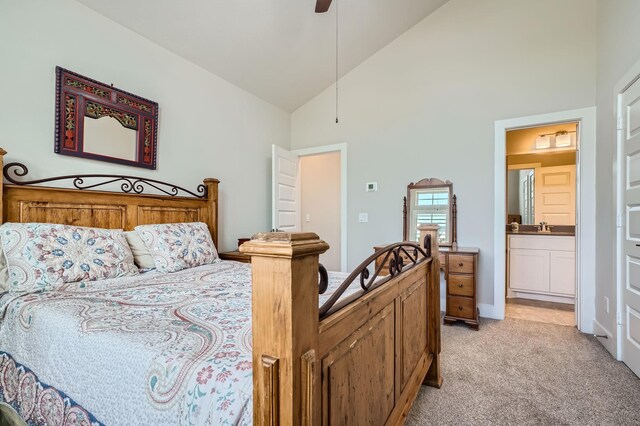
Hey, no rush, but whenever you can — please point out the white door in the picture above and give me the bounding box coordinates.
[272,145,300,232]
[534,165,576,225]
[621,76,640,376]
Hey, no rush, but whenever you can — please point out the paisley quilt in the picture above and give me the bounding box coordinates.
[0,260,351,426]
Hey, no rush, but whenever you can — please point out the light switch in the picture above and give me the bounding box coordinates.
[366,182,378,192]
[306,213,311,222]
[358,213,369,223]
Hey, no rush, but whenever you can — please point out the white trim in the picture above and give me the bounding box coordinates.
[494,107,596,332]
[479,303,502,320]
[614,58,640,360]
[292,143,348,272]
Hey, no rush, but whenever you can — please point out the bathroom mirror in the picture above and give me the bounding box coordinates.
[403,178,457,247]
[54,67,158,170]
[507,168,535,224]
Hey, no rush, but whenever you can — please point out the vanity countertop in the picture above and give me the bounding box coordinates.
[506,231,575,236]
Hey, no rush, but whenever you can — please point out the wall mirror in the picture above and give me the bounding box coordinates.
[54,67,158,169]
[507,168,535,224]
[403,178,457,247]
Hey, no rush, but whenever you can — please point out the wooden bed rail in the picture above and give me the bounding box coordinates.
[242,231,442,425]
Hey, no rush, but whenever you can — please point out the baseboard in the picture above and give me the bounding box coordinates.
[593,318,616,358]
[478,303,503,320]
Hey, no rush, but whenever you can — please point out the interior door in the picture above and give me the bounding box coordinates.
[534,165,576,225]
[272,144,300,232]
[621,76,640,377]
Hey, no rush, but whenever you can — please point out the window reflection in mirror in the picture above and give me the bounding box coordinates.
[408,185,452,245]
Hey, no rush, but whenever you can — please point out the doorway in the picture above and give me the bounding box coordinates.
[493,107,596,333]
[504,123,578,327]
[272,143,348,271]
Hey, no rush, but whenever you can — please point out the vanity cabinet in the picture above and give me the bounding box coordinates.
[508,235,575,301]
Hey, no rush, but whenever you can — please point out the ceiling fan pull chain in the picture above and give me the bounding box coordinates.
[335,0,339,124]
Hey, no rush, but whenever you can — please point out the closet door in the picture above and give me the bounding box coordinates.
[620,74,640,377]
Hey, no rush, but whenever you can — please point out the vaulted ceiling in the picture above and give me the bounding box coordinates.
[75,0,449,111]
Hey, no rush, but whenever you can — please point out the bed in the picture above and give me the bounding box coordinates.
[0,148,442,425]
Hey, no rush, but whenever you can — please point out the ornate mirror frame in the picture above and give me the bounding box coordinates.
[403,177,457,247]
[54,67,159,169]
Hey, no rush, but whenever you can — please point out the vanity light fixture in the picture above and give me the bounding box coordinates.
[535,135,551,149]
[555,132,572,147]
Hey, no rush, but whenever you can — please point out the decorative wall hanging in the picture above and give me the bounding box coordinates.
[54,67,158,169]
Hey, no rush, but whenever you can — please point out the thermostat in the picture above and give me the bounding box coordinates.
[366,182,378,192]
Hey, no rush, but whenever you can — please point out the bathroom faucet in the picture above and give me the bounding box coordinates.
[538,222,549,232]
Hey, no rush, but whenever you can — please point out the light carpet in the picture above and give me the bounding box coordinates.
[406,318,640,425]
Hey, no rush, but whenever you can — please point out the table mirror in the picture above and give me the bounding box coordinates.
[403,178,457,247]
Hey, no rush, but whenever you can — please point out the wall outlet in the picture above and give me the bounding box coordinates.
[604,296,610,314]
[305,213,311,223]
[366,182,378,192]
[358,213,369,223]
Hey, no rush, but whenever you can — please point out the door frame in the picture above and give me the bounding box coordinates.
[615,58,640,360]
[493,107,596,332]
[292,143,348,272]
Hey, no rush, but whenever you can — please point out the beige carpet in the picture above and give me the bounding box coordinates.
[406,318,640,425]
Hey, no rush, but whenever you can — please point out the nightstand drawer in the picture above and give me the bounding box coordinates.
[448,274,474,297]
[448,254,474,274]
[447,296,475,319]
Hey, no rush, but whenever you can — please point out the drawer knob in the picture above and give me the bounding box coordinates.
[458,262,464,267]
[458,306,463,310]
[458,283,464,288]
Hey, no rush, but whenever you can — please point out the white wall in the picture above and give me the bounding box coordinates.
[291,0,597,313]
[300,152,341,271]
[594,0,640,355]
[0,0,290,253]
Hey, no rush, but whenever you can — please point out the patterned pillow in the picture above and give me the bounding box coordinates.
[0,223,139,293]
[134,222,218,273]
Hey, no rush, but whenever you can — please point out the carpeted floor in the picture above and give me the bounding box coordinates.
[406,317,640,425]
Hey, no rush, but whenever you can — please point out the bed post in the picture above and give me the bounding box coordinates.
[240,232,329,425]
[419,225,443,388]
[203,178,219,248]
[0,148,6,225]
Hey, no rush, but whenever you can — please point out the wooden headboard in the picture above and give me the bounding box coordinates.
[0,149,220,247]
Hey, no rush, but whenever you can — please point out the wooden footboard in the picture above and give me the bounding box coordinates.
[241,232,442,425]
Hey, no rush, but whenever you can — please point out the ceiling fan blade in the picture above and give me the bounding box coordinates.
[315,0,332,13]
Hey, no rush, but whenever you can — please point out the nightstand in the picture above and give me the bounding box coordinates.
[218,251,251,263]
[442,247,479,330]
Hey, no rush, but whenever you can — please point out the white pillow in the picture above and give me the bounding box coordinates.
[135,222,218,273]
[0,223,139,293]
[124,231,156,270]
[0,240,7,293]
